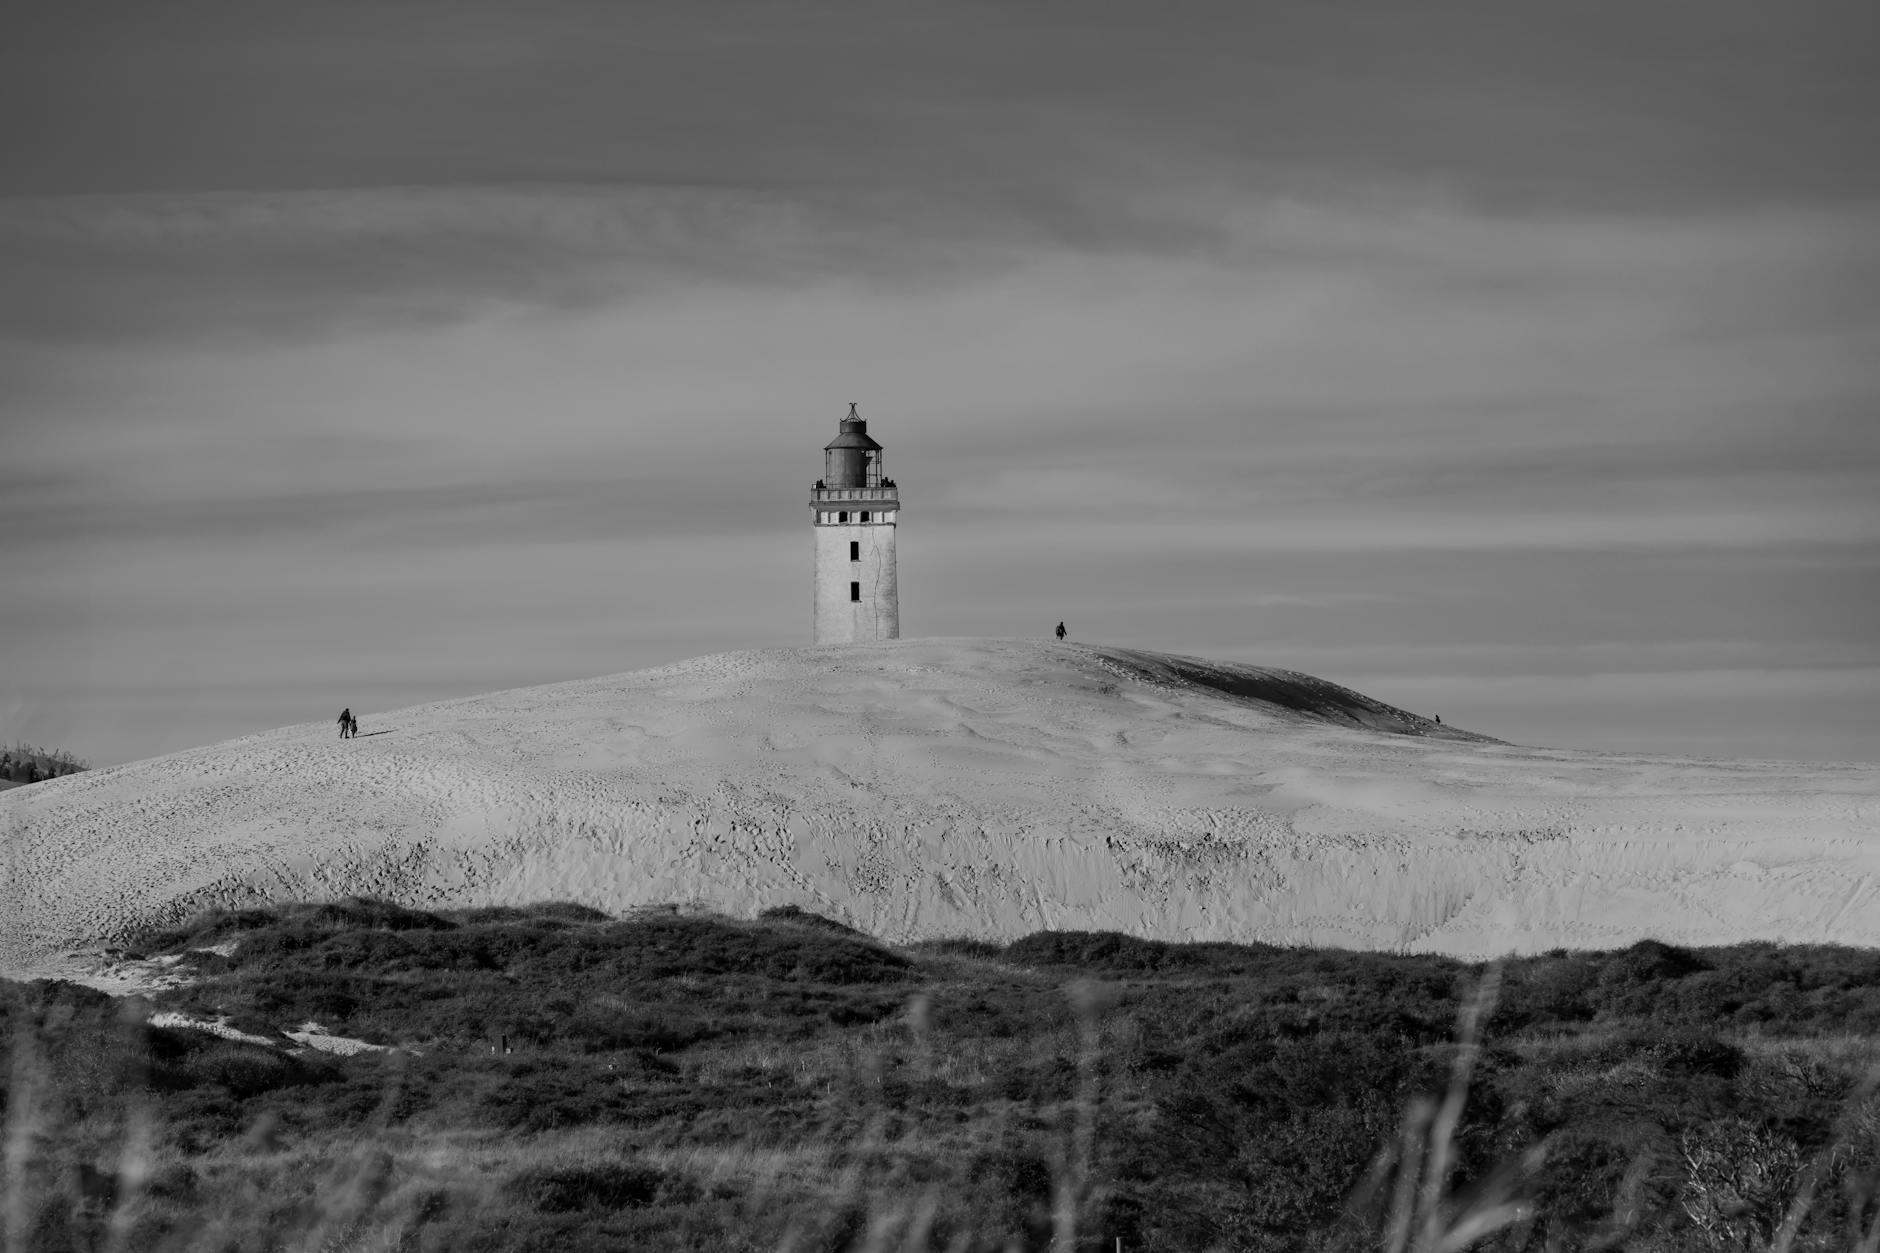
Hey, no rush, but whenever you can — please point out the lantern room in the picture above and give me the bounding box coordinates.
[823,403,885,489]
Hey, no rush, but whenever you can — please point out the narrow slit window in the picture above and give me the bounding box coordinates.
[850,581,861,602]
[849,541,860,561]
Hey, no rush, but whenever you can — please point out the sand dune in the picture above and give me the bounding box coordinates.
[4,638,1877,978]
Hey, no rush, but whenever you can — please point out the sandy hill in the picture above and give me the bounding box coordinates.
[4,638,1878,978]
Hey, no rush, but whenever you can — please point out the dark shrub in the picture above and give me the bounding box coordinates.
[1519,1127,1644,1243]
[758,904,864,936]
[525,902,614,924]
[311,930,417,969]
[1006,930,1156,969]
[129,906,284,953]
[1568,1027,1745,1082]
[933,1139,1063,1249]
[1,980,136,1119]
[447,902,612,926]
[1003,930,1282,973]
[910,937,1005,960]
[173,949,234,975]
[289,898,456,932]
[169,1042,329,1098]
[1496,954,1599,1028]
[1003,930,1195,972]
[475,1057,647,1131]
[1646,1029,1743,1079]
[564,1003,714,1053]
[1599,939,1711,986]
[144,1160,199,1201]
[520,915,915,985]
[503,1162,691,1212]
[1589,941,1716,1019]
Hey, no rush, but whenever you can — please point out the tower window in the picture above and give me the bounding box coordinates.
[850,581,861,602]
[838,510,849,523]
[860,511,870,523]
[849,541,860,561]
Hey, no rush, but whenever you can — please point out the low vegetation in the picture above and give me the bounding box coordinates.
[8,900,1880,1250]
[0,741,90,787]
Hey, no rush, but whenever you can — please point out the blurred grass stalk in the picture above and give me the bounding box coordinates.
[18,954,1880,1251]
[4,1019,39,1253]
[1366,965,1544,1253]
[2,966,1541,1253]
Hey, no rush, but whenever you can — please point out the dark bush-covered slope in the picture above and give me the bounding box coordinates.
[10,903,1880,1251]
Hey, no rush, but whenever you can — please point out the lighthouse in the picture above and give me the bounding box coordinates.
[811,404,900,644]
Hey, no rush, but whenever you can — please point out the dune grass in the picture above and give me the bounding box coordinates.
[9,902,1880,1249]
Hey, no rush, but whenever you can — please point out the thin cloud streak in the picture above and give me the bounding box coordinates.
[7,0,1876,208]
[4,182,1876,347]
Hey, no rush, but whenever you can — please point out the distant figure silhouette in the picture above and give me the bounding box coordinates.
[1434,714,1441,725]
[338,708,355,740]
[1055,622,1066,642]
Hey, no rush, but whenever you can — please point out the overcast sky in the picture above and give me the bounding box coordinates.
[4,0,1877,767]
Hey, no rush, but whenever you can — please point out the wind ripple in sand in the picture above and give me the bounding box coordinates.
[4,638,1877,979]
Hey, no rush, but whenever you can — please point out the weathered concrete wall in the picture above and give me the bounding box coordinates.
[814,520,899,643]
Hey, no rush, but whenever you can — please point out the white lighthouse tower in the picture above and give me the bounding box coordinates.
[811,404,900,644]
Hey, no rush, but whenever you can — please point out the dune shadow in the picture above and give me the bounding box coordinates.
[1092,646,1503,743]
[353,730,393,738]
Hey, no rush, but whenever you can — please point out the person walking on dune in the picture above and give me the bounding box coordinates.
[1055,622,1067,642]
[338,708,354,740]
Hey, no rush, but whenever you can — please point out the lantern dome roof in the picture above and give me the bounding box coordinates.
[824,404,882,451]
